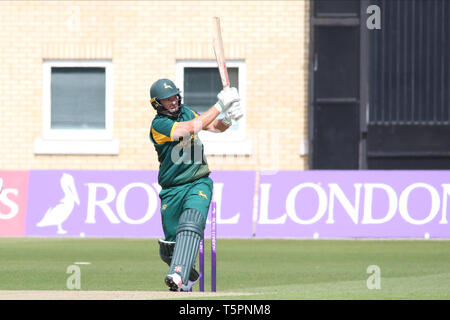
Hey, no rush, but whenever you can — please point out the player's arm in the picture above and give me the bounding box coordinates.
[205,119,232,133]
[171,87,239,140]
[172,107,220,139]
[205,101,244,133]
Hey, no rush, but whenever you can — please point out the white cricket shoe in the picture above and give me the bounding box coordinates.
[165,273,183,292]
[180,267,200,292]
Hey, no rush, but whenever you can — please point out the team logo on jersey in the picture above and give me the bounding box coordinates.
[163,82,173,89]
[162,204,167,211]
[198,191,208,200]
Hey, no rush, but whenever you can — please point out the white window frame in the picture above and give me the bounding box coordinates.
[176,60,252,155]
[35,60,118,155]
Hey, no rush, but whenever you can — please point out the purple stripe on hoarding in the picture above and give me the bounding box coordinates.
[26,170,163,238]
[23,169,450,239]
[256,170,450,238]
[25,170,256,239]
[204,171,255,239]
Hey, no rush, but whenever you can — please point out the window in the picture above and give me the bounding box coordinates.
[183,66,239,115]
[51,67,106,130]
[35,60,118,154]
[176,60,251,155]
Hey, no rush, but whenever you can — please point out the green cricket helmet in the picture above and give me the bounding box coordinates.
[150,79,182,115]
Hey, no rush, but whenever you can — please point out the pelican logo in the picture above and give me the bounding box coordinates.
[36,173,80,234]
[163,82,173,89]
[198,191,208,200]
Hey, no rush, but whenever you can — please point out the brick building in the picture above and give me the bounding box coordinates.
[0,1,309,171]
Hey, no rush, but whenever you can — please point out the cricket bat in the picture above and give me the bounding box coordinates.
[212,17,230,88]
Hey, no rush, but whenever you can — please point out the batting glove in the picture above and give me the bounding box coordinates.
[228,101,244,121]
[214,87,240,113]
[221,101,243,126]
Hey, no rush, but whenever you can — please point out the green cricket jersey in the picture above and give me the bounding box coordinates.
[150,105,210,188]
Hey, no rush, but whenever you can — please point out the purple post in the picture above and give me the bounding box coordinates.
[211,201,217,292]
[199,237,204,292]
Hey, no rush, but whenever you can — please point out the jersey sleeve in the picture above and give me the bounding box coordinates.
[151,117,179,144]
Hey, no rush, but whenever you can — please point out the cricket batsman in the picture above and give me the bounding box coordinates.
[149,78,243,291]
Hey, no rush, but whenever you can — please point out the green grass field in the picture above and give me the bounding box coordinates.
[1,237,450,299]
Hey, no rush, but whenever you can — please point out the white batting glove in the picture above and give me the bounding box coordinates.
[214,87,240,113]
[221,101,244,126]
[227,101,244,121]
[221,113,232,126]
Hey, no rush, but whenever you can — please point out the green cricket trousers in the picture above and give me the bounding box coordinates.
[159,175,213,241]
